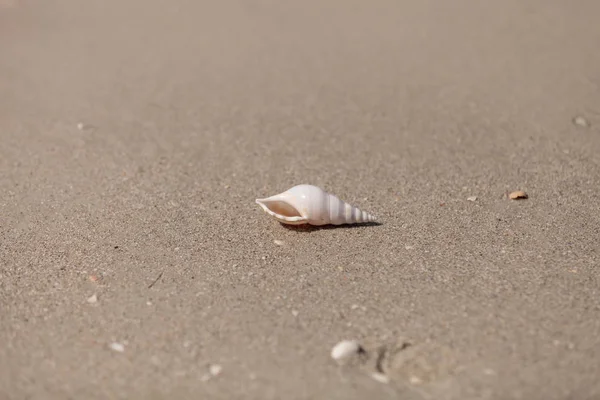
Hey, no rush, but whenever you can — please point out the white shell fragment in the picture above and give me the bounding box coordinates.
[509,190,528,200]
[331,340,362,362]
[87,293,98,304]
[256,184,376,226]
[370,372,390,384]
[109,342,125,353]
[209,364,223,376]
[573,115,590,127]
[201,363,223,382]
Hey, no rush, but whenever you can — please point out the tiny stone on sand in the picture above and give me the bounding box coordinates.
[573,116,590,127]
[209,364,223,376]
[87,294,98,304]
[201,364,223,381]
[509,190,528,200]
[371,372,390,384]
[331,340,362,363]
[273,240,284,246]
[109,342,125,353]
[467,196,477,202]
[77,122,95,131]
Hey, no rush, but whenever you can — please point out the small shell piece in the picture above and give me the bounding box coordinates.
[256,184,376,226]
[573,116,590,127]
[331,340,362,362]
[509,190,528,200]
[109,342,125,353]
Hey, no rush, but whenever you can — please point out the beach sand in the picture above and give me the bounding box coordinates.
[1,1,599,399]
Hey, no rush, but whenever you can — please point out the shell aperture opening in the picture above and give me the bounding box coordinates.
[255,199,307,224]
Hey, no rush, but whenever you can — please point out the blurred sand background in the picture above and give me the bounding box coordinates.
[1,1,600,399]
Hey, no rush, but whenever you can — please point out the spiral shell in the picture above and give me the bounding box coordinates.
[255,184,376,226]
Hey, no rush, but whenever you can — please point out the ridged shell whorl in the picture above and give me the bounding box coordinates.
[255,184,376,226]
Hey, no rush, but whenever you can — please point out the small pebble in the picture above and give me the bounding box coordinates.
[467,196,477,202]
[509,190,528,200]
[573,116,590,127]
[87,294,98,304]
[209,364,223,376]
[291,310,299,317]
[77,122,85,130]
[201,364,223,381]
[371,372,390,384]
[331,340,362,363]
[88,275,99,282]
[409,375,422,385]
[109,342,125,353]
[273,240,284,246]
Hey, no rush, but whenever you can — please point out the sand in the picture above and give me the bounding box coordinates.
[1,1,599,399]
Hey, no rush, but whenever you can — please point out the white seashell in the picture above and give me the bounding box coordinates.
[370,372,390,384]
[209,364,223,376]
[256,184,376,226]
[86,293,98,304]
[331,339,362,362]
[109,342,125,353]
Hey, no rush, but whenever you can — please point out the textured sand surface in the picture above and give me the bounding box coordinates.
[1,1,600,399]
